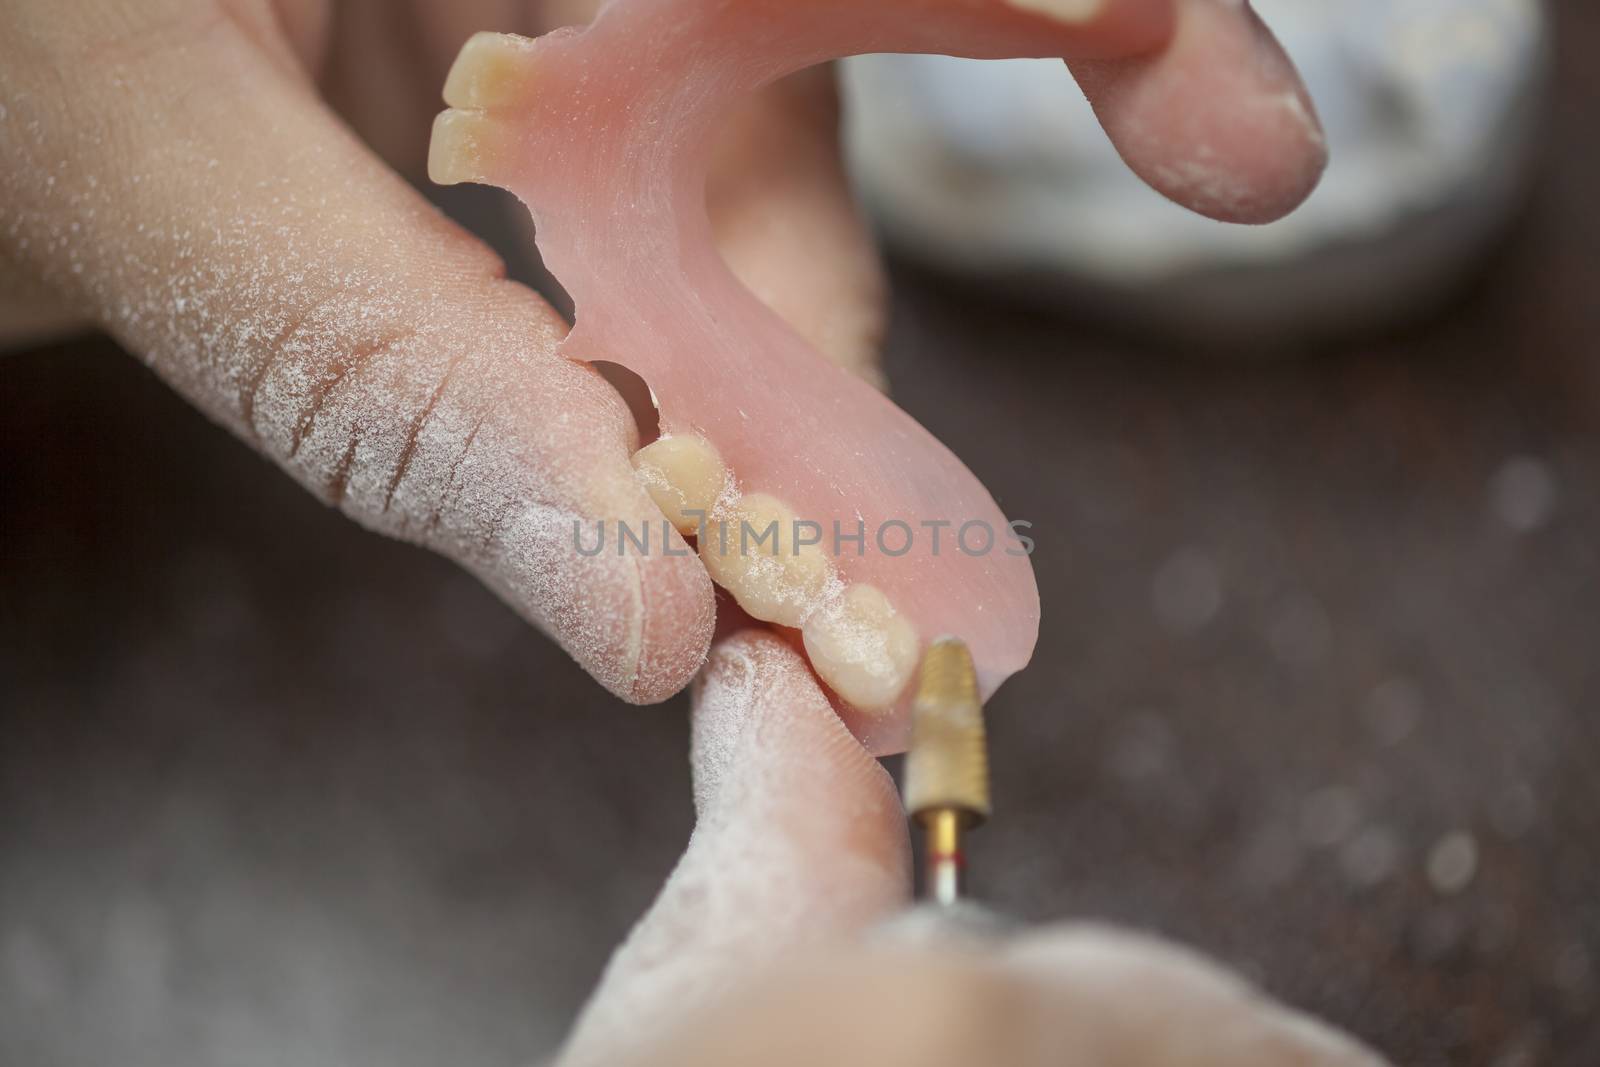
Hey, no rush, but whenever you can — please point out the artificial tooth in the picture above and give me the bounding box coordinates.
[631,434,728,536]
[699,493,834,628]
[802,584,920,712]
[443,31,540,110]
[427,109,509,186]
[1004,0,1104,24]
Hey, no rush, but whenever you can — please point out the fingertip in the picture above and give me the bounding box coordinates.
[1135,79,1326,226]
[686,627,909,931]
[1075,0,1327,224]
[621,533,718,703]
[482,481,714,705]
[556,386,718,705]
[691,628,902,833]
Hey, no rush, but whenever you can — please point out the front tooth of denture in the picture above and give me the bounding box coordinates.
[427,109,511,187]
[699,493,834,629]
[631,435,729,536]
[802,584,920,712]
[443,32,540,110]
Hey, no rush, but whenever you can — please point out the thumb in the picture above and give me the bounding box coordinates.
[0,4,712,701]
[559,627,910,1066]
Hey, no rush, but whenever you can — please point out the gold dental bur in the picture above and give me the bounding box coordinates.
[903,637,992,907]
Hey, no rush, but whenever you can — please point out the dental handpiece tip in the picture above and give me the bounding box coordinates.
[903,637,990,904]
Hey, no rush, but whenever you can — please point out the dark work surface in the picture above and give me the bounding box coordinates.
[6,18,1600,1067]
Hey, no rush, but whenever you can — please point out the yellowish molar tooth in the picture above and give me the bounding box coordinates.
[802,584,919,712]
[1004,0,1104,24]
[443,31,539,110]
[428,108,511,186]
[699,493,834,629]
[631,435,728,536]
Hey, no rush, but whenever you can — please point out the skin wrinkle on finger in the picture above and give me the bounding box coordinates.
[0,4,714,701]
[560,631,908,1067]
[247,286,708,699]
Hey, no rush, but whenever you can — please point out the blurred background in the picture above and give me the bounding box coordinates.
[3,1,1597,1065]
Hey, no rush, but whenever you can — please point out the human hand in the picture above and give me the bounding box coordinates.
[0,0,1321,709]
[2,0,724,702]
[554,628,1386,1067]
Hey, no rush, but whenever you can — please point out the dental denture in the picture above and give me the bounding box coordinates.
[425,0,1206,750]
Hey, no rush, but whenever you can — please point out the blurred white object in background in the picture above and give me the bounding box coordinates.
[843,0,1548,344]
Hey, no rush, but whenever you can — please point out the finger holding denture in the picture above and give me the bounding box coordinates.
[427,0,1321,748]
